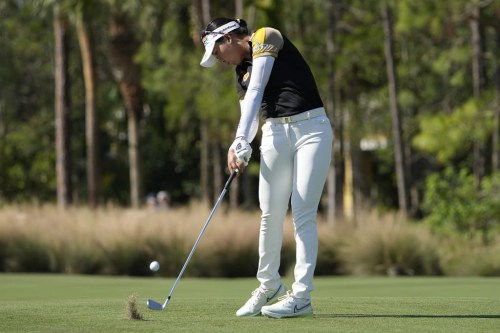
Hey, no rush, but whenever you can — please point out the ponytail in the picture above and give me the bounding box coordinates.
[235,19,249,35]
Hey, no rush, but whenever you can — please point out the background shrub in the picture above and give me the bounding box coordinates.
[339,212,442,276]
[4,234,52,272]
[141,237,187,276]
[315,233,345,276]
[438,235,500,276]
[0,204,498,277]
[58,244,104,274]
[191,241,259,277]
[423,169,500,244]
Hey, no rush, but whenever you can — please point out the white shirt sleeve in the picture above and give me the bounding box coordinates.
[239,100,259,143]
[235,55,275,143]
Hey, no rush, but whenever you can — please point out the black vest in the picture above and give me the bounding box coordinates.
[235,35,323,119]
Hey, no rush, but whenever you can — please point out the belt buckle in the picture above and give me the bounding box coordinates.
[283,116,292,124]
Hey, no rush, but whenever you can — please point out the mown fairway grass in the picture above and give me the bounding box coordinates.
[0,274,499,332]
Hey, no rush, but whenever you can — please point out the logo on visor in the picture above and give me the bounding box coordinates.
[201,21,240,46]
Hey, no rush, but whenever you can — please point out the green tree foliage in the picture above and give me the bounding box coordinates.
[0,1,56,201]
[0,0,499,227]
[423,168,500,243]
[414,95,495,163]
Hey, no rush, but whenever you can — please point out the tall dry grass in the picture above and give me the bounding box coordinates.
[0,204,497,276]
[0,203,289,276]
[339,210,442,276]
[437,236,500,276]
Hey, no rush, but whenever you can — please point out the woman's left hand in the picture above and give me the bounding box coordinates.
[228,148,246,174]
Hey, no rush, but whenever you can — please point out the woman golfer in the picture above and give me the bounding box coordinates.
[200,18,333,318]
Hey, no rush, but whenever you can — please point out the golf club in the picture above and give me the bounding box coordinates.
[147,169,239,310]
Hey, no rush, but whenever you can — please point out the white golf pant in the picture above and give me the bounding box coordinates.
[257,108,333,300]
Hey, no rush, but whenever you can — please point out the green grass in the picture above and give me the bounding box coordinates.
[0,274,499,332]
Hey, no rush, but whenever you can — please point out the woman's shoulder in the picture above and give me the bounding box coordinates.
[252,27,283,42]
[253,26,282,34]
[251,27,284,58]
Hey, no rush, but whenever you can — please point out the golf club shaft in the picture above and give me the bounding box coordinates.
[163,169,238,304]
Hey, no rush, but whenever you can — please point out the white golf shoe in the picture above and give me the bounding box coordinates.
[235,284,287,317]
[261,291,313,318]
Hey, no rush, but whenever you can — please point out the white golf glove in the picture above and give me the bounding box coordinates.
[230,137,252,166]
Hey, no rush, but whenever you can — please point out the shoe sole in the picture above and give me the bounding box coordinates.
[235,311,261,317]
[261,309,314,319]
[261,303,314,319]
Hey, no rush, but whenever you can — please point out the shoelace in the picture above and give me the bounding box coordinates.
[249,287,266,305]
[251,287,265,297]
[277,290,294,302]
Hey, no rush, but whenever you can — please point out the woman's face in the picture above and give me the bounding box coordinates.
[212,35,247,66]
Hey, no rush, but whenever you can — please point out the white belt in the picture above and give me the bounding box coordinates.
[265,108,326,124]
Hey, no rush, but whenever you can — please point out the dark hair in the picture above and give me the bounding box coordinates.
[202,18,249,38]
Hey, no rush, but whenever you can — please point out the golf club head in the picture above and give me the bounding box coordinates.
[147,299,165,310]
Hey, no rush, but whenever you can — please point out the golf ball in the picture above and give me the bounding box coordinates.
[149,261,160,272]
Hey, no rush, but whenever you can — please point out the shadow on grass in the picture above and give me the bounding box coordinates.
[315,314,500,319]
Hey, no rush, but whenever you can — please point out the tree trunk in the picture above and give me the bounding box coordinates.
[108,11,144,208]
[200,125,211,204]
[382,3,409,214]
[54,5,72,209]
[342,120,353,219]
[201,0,211,24]
[493,25,500,172]
[230,0,243,209]
[212,142,222,204]
[235,0,243,18]
[469,6,486,187]
[76,14,99,208]
[325,0,341,225]
[200,0,212,205]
